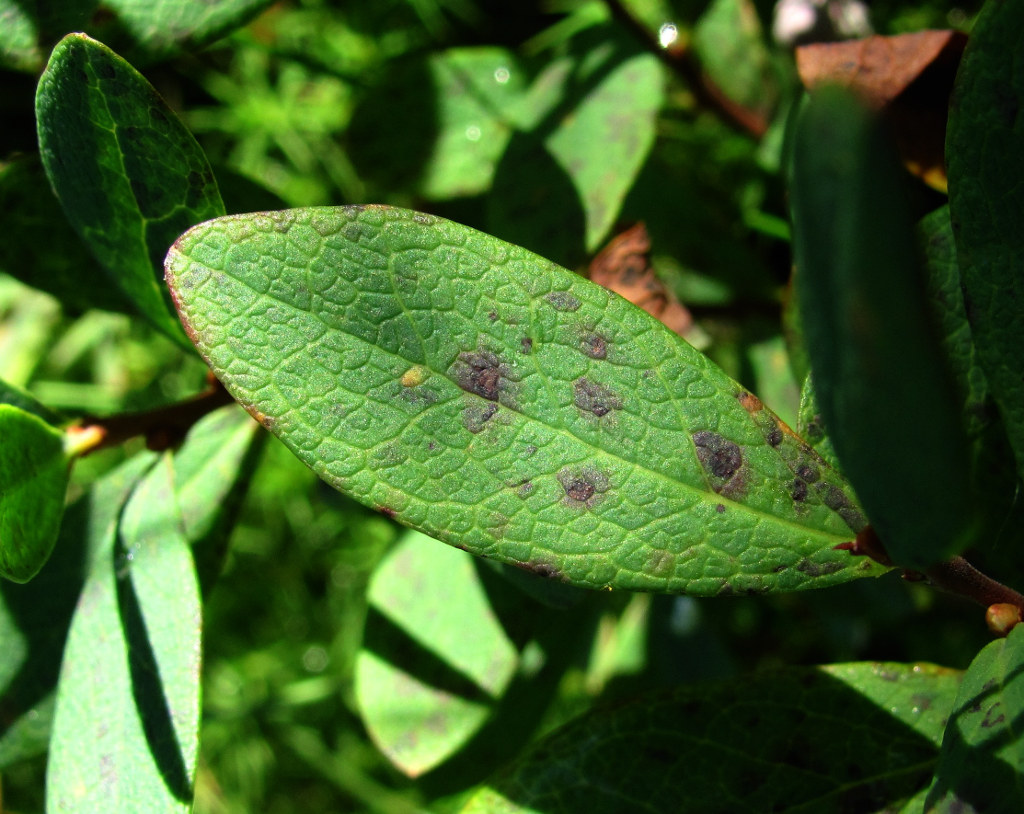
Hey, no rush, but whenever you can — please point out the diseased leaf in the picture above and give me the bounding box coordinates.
[47,456,201,813]
[797,374,839,470]
[926,625,1024,814]
[947,1,1024,481]
[0,405,69,583]
[791,87,976,570]
[460,662,961,813]
[166,205,890,596]
[0,453,155,767]
[355,530,520,777]
[35,33,225,349]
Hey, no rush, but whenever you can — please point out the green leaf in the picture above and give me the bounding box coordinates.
[460,662,961,813]
[0,453,154,768]
[0,376,62,425]
[90,0,274,65]
[350,47,525,201]
[791,87,976,570]
[0,405,69,583]
[47,456,201,813]
[926,625,1024,813]
[355,530,520,777]
[489,25,663,259]
[946,1,1024,481]
[0,0,97,72]
[797,374,839,470]
[0,155,131,315]
[35,33,225,349]
[166,205,889,596]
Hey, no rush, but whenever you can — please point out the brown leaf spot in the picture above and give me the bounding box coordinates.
[518,560,563,581]
[796,462,820,483]
[790,479,809,502]
[453,349,506,401]
[580,331,607,359]
[692,431,742,480]
[463,402,498,433]
[736,391,764,413]
[545,291,581,312]
[378,506,397,520]
[574,377,622,417]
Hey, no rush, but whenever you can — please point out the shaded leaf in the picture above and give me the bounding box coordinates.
[0,453,155,767]
[946,1,1024,481]
[791,87,975,570]
[0,376,62,425]
[797,374,839,470]
[35,33,224,349]
[166,205,889,595]
[0,405,69,583]
[47,456,201,813]
[460,662,961,813]
[926,625,1024,813]
[587,222,692,338]
[355,530,519,777]
[489,24,663,258]
[0,0,97,72]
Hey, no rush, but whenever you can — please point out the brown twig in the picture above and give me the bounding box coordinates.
[603,0,769,139]
[64,376,237,457]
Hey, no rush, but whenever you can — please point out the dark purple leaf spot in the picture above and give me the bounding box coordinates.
[796,463,820,483]
[796,558,843,577]
[463,402,498,433]
[488,311,498,321]
[766,426,783,446]
[518,560,563,580]
[791,479,809,502]
[580,331,607,359]
[692,431,742,479]
[574,378,622,417]
[453,349,506,401]
[520,336,533,355]
[557,466,610,509]
[515,480,534,498]
[378,506,397,520]
[715,503,726,513]
[545,291,581,311]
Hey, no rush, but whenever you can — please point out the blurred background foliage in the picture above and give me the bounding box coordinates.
[0,0,990,811]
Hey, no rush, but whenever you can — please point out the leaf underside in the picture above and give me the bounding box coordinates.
[166,205,888,596]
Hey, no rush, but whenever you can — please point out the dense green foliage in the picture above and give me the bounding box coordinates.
[1,1,1022,812]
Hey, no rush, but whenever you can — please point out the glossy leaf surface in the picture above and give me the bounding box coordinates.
[47,456,201,813]
[927,624,1024,813]
[791,87,975,570]
[0,405,69,583]
[355,530,519,776]
[166,205,888,596]
[36,34,224,348]
[460,662,961,813]
[946,0,1024,480]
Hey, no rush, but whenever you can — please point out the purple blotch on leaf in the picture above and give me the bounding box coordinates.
[574,378,622,417]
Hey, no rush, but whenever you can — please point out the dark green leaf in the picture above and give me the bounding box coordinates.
[947,1,1024,481]
[47,456,201,813]
[0,376,62,425]
[0,405,69,583]
[460,662,961,813]
[797,374,839,470]
[0,0,97,72]
[0,155,131,315]
[166,205,889,595]
[791,87,975,570]
[926,625,1024,814]
[355,530,520,777]
[0,453,155,768]
[35,33,225,348]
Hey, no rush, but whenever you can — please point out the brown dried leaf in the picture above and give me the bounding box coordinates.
[796,31,967,192]
[588,223,692,337]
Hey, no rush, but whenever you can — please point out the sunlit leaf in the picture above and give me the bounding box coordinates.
[166,205,889,595]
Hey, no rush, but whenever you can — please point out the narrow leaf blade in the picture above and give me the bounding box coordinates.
[0,405,69,582]
[946,1,1024,480]
[791,87,975,569]
[166,205,889,596]
[35,33,224,348]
